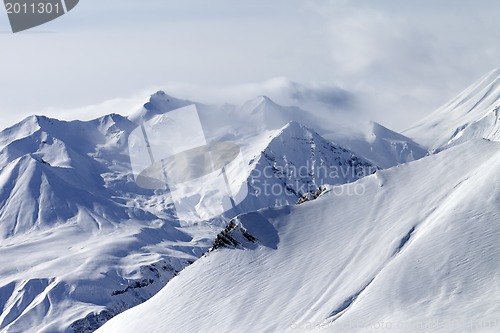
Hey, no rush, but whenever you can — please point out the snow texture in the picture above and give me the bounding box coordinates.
[1,69,500,333]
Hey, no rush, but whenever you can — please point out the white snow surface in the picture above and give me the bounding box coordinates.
[326,121,428,169]
[2,71,500,333]
[0,95,376,332]
[237,121,377,213]
[98,139,500,333]
[405,68,500,150]
[0,114,221,332]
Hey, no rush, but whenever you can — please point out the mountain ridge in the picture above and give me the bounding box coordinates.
[404,68,500,149]
[97,138,500,333]
[0,98,377,332]
[2,70,499,332]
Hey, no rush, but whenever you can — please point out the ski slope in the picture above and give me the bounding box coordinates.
[98,139,500,333]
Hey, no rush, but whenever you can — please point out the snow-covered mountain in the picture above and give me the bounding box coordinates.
[127,91,415,169]
[128,91,194,124]
[327,121,428,168]
[128,91,324,142]
[405,68,500,150]
[236,95,320,132]
[2,69,499,333]
[98,138,500,333]
[0,114,215,332]
[0,94,376,332]
[95,70,500,333]
[237,121,377,212]
[0,114,134,238]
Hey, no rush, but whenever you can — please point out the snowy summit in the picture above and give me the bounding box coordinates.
[0,69,499,333]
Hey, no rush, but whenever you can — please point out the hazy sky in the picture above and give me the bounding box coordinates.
[0,0,499,131]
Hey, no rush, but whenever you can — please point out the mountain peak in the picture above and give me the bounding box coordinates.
[256,95,274,104]
[236,96,318,132]
[241,95,279,112]
[368,121,412,142]
[24,114,55,127]
[328,120,428,169]
[234,120,377,212]
[404,68,500,149]
[144,91,192,113]
[269,121,320,145]
[128,91,193,123]
[280,120,303,132]
[0,115,49,151]
[147,90,174,104]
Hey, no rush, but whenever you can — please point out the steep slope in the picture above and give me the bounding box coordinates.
[127,92,427,170]
[128,92,323,142]
[328,121,428,168]
[0,102,376,332]
[127,91,194,123]
[0,115,131,238]
[126,92,419,171]
[0,154,123,238]
[0,217,207,333]
[238,121,376,212]
[0,113,216,333]
[445,105,500,147]
[98,139,500,333]
[405,68,500,150]
[237,96,319,132]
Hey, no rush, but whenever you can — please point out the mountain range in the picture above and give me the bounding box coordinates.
[1,69,499,333]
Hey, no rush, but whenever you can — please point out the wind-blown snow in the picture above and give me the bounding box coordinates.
[327,121,428,168]
[98,139,500,333]
[0,95,376,332]
[0,113,221,332]
[2,72,499,332]
[405,68,500,150]
[235,121,377,213]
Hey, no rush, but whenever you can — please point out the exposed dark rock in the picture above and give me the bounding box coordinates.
[297,185,327,204]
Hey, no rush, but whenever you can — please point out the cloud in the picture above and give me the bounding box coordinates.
[265,79,354,109]
[0,79,359,131]
[0,0,498,133]
[159,78,357,116]
[308,0,500,130]
[38,92,152,123]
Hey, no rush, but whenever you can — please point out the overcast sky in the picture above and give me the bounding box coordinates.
[0,0,499,131]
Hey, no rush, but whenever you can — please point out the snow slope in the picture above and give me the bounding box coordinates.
[0,115,133,238]
[127,91,318,146]
[98,139,500,333]
[236,95,320,132]
[234,121,377,214]
[327,121,428,168]
[127,91,194,124]
[0,114,220,332]
[0,96,375,332]
[127,95,378,221]
[128,91,413,170]
[405,68,500,150]
[3,76,498,333]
